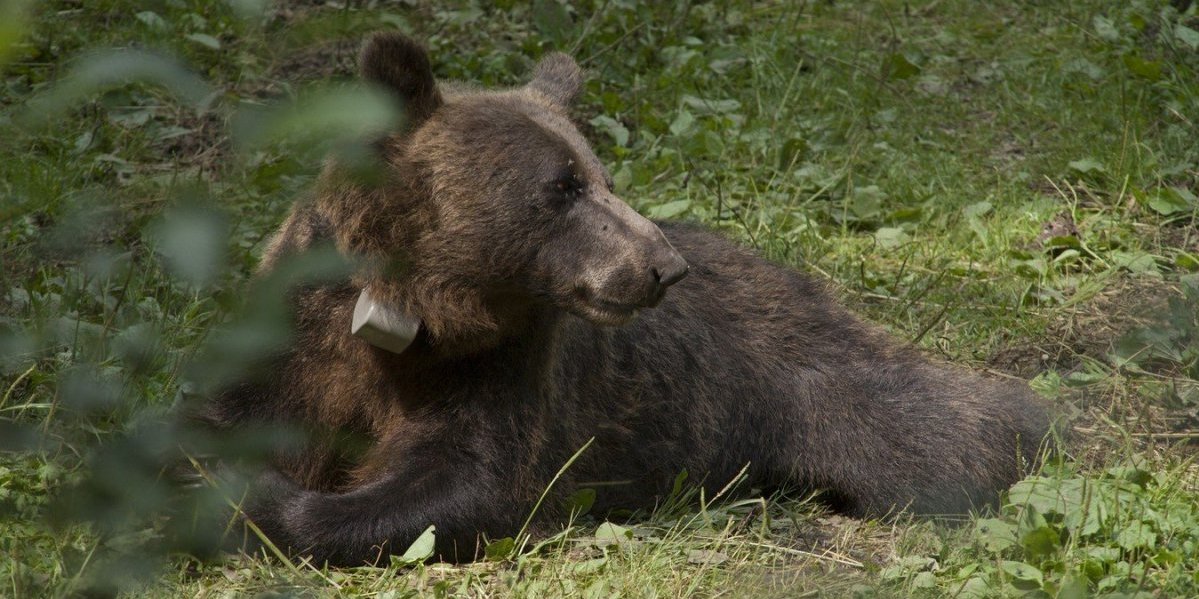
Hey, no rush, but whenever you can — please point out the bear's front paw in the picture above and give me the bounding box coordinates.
[233,469,304,556]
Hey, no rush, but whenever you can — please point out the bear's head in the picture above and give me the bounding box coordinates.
[317,33,688,351]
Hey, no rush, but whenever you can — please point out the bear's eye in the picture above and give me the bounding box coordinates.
[549,174,584,204]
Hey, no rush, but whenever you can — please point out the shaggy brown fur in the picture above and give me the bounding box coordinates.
[199,33,1052,566]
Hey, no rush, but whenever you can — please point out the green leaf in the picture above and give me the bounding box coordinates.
[1115,521,1156,551]
[185,33,222,50]
[581,579,609,599]
[882,52,921,80]
[483,536,515,561]
[1109,250,1159,275]
[113,322,160,373]
[686,549,729,565]
[1062,57,1106,80]
[588,115,629,147]
[684,129,723,157]
[59,366,121,413]
[571,556,607,574]
[670,469,689,497]
[1153,547,1182,566]
[1064,369,1106,387]
[234,85,401,151]
[963,198,992,240]
[951,576,991,599]
[0,0,31,66]
[1109,465,1153,488]
[378,12,410,30]
[681,95,741,114]
[72,130,95,154]
[1008,477,1073,516]
[109,107,153,128]
[1017,503,1048,536]
[1021,525,1060,559]
[1123,54,1162,80]
[21,49,214,125]
[1128,12,1147,32]
[910,571,937,589]
[669,109,695,136]
[1081,556,1107,582]
[1067,158,1106,175]
[963,201,993,220]
[532,0,573,45]
[848,185,885,221]
[874,227,909,250]
[612,164,632,192]
[778,137,808,171]
[1084,545,1120,563]
[5,287,30,311]
[879,555,937,580]
[135,11,167,30]
[399,525,436,562]
[1013,257,1047,279]
[1174,251,1199,272]
[148,200,229,287]
[1174,186,1198,204]
[227,0,269,19]
[1145,186,1196,216]
[999,560,1043,589]
[1052,249,1081,265]
[594,522,632,543]
[1175,24,1199,50]
[976,518,1018,553]
[1058,571,1089,599]
[647,199,691,219]
[566,488,595,516]
[889,207,923,223]
[1043,235,1081,250]
[1093,16,1121,42]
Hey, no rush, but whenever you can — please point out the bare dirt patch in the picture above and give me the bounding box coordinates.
[988,275,1176,379]
[990,274,1199,464]
[272,39,360,84]
[154,110,228,177]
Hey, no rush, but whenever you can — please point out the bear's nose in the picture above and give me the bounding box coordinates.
[653,254,689,288]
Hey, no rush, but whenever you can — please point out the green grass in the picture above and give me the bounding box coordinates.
[2,0,1199,596]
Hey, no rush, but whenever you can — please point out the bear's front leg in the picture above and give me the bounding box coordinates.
[240,459,522,566]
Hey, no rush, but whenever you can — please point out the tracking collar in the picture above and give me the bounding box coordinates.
[351,287,421,354]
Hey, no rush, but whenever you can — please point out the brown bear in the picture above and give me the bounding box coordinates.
[198,32,1052,566]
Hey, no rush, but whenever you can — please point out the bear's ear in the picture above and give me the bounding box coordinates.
[360,32,443,130]
[529,53,583,107]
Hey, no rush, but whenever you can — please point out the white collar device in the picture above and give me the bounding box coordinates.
[351,287,421,354]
